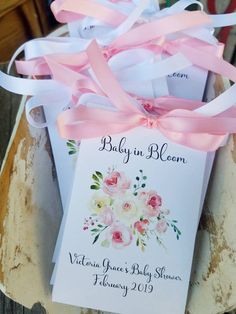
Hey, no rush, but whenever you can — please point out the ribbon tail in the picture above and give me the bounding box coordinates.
[86,40,142,113]
[57,120,136,141]
[159,127,226,151]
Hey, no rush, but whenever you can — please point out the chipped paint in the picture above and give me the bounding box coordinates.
[0,106,105,313]
[187,138,236,314]
[0,116,35,283]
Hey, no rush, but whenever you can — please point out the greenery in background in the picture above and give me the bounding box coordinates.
[165,0,198,10]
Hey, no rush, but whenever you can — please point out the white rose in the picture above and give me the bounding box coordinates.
[113,192,142,224]
[90,192,111,214]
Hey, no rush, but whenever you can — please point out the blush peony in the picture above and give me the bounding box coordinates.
[103,171,131,196]
[106,223,132,249]
[139,190,162,217]
[134,219,149,235]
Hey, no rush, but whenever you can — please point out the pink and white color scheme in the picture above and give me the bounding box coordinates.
[1,0,236,313]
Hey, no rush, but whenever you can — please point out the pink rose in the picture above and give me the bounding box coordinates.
[107,223,132,249]
[99,207,115,225]
[139,191,162,217]
[134,219,149,235]
[103,171,130,196]
[156,220,168,233]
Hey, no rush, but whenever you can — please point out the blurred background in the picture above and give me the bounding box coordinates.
[0,0,235,313]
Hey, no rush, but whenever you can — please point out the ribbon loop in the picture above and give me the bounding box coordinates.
[57,40,236,152]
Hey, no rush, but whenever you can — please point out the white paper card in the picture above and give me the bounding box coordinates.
[167,63,209,100]
[43,104,79,209]
[45,49,212,212]
[52,127,207,314]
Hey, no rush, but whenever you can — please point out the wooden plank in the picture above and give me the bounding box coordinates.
[33,0,58,36]
[0,64,47,313]
[0,0,56,61]
[0,2,43,62]
[0,0,27,18]
[0,64,21,168]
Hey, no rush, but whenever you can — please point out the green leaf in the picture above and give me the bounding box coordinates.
[91,228,99,232]
[143,176,147,180]
[134,192,138,196]
[136,238,140,246]
[67,141,77,149]
[69,150,76,155]
[92,174,99,182]
[66,142,74,148]
[101,239,110,248]
[141,183,146,188]
[134,184,137,188]
[178,230,181,235]
[95,171,103,180]
[136,177,140,181]
[139,170,143,173]
[68,140,76,144]
[177,234,179,240]
[90,185,100,190]
[97,224,103,228]
[172,220,178,223]
[93,234,100,244]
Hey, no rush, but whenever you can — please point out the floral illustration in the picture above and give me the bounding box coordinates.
[83,168,181,251]
[66,140,80,155]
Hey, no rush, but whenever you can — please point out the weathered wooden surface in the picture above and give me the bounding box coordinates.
[0,64,47,313]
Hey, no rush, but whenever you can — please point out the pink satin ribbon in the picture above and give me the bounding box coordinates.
[51,0,126,25]
[57,41,236,152]
[15,10,211,76]
[16,37,224,101]
[44,56,103,95]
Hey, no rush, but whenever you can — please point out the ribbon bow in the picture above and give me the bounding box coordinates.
[57,41,236,152]
[15,9,211,76]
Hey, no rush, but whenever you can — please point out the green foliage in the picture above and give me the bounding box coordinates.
[93,234,100,244]
[90,185,100,190]
[66,140,79,155]
[90,170,104,190]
